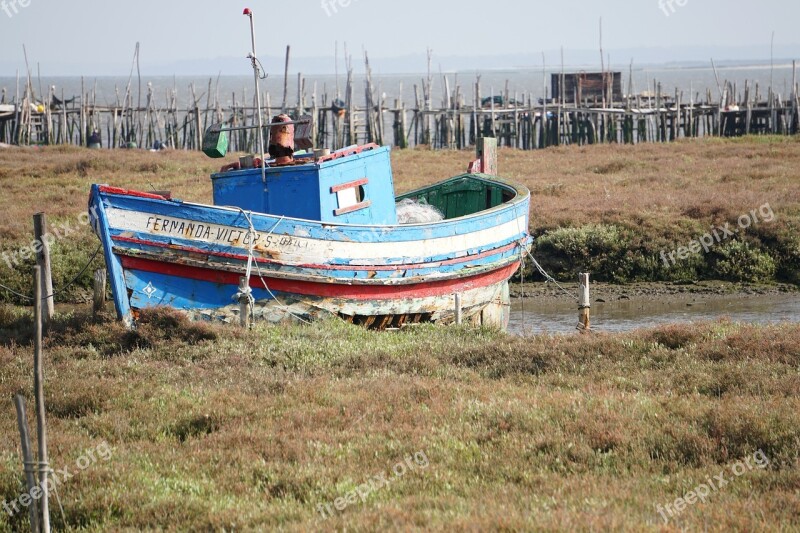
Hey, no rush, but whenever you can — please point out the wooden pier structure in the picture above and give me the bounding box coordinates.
[2,58,799,153]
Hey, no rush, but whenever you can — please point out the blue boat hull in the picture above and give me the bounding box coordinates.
[89,173,531,330]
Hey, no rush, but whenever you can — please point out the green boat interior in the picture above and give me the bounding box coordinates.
[396,174,518,220]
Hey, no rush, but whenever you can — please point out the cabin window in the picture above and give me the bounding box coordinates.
[337,187,359,210]
[332,178,371,216]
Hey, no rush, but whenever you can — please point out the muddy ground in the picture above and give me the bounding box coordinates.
[511,280,800,304]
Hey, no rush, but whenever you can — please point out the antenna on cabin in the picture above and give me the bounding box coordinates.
[243,7,267,185]
[200,15,313,163]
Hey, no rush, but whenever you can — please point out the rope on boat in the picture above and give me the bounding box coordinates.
[236,209,311,325]
[526,250,578,302]
[236,209,258,327]
[514,213,530,335]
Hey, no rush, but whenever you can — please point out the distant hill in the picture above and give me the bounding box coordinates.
[1,44,799,77]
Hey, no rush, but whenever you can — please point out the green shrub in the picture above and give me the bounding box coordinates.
[709,240,777,282]
[773,233,800,284]
[0,229,102,305]
[534,224,633,282]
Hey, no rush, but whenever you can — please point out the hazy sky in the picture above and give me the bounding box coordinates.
[1,0,798,75]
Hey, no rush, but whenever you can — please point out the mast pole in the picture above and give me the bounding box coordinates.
[244,8,267,184]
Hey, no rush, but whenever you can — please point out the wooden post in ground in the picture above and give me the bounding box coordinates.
[13,394,40,533]
[33,213,54,327]
[742,80,750,135]
[238,277,252,329]
[282,45,291,114]
[93,269,107,317]
[33,266,51,533]
[477,137,498,175]
[578,273,591,333]
[792,61,798,134]
[475,76,482,145]
[454,293,462,325]
[79,77,85,146]
[489,87,496,140]
[194,107,202,151]
[399,97,407,149]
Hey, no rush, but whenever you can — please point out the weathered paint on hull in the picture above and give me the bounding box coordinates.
[122,256,516,329]
[89,178,530,330]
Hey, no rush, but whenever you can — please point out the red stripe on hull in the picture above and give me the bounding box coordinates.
[98,186,170,201]
[112,235,520,272]
[120,256,519,300]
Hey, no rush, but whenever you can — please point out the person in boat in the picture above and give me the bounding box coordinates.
[331,98,346,118]
[268,114,295,165]
[88,130,101,149]
[124,133,138,149]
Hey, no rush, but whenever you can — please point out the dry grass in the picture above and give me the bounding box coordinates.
[0,309,798,531]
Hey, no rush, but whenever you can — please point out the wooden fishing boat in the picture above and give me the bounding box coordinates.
[89,143,531,330]
[88,7,531,331]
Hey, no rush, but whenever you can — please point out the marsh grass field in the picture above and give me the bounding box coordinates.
[1,136,800,302]
[0,139,799,531]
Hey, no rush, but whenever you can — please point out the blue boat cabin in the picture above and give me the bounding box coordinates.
[211,145,398,225]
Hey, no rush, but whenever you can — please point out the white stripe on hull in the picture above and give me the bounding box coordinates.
[105,207,527,265]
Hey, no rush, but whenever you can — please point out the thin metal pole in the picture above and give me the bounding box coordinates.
[244,8,267,186]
